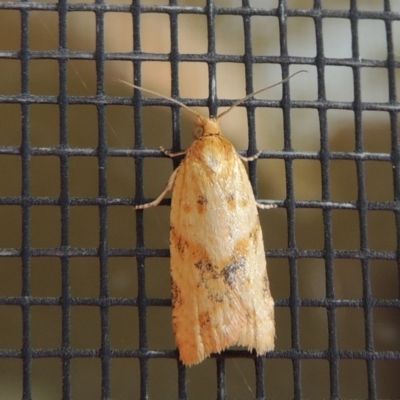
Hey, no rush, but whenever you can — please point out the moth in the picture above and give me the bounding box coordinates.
[123,72,303,365]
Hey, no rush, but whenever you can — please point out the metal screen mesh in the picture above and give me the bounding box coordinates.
[0,0,399,399]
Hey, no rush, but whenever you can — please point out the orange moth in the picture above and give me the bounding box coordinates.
[123,72,303,365]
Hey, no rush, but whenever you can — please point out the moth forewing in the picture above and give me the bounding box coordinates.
[169,132,274,365]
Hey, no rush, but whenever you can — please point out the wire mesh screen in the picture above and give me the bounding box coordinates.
[0,0,399,399]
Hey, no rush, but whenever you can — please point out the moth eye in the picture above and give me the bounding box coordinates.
[193,126,204,138]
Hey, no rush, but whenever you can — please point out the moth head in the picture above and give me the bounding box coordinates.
[193,117,220,138]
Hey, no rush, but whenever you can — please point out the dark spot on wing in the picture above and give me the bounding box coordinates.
[194,260,219,280]
[199,311,211,328]
[197,195,208,205]
[249,224,261,245]
[197,195,208,214]
[170,225,189,252]
[263,270,271,296]
[223,257,246,286]
[171,279,182,306]
[207,292,224,303]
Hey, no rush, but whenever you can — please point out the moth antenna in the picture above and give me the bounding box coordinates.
[113,78,202,119]
[217,69,308,120]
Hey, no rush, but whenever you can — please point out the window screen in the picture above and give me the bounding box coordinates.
[0,0,399,399]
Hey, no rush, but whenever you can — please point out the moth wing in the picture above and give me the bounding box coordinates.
[170,136,274,365]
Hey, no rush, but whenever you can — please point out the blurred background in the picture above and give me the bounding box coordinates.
[0,0,399,398]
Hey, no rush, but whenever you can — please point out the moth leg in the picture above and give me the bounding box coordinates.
[240,149,272,209]
[135,167,179,209]
[240,150,271,209]
[160,146,187,158]
[239,149,262,162]
[256,202,278,210]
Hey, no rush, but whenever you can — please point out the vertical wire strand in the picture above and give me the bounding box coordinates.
[94,0,111,398]
[313,0,340,398]
[57,0,73,398]
[349,1,377,398]
[20,2,32,399]
[131,2,150,399]
[278,1,302,399]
